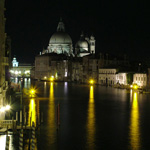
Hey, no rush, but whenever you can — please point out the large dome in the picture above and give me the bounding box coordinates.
[49,31,72,44]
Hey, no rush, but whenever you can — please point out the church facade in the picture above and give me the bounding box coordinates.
[41,19,95,57]
[32,19,96,81]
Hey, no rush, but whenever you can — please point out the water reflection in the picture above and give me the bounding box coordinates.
[48,82,56,144]
[64,82,68,95]
[129,91,141,149]
[28,98,36,126]
[86,85,96,149]
[24,78,31,89]
[44,82,47,97]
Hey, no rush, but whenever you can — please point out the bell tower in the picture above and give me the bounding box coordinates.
[90,35,95,54]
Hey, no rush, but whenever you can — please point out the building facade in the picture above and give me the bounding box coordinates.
[10,57,33,78]
[33,54,69,81]
[0,0,9,108]
[0,0,10,119]
[99,69,117,85]
[133,73,147,88]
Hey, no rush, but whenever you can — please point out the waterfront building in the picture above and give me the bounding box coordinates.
[82,55,98,83]
[33,53,69,81]
[10,57,33,78]
[147,68,150,88]
[116,73,128,85]
[70,57,83,82]
[98,68,117,85]
[32,19,95,81]
[133,73,147,88]
[0,0,10,114]
[32,19,135,85]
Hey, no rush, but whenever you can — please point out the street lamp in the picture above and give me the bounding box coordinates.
[50,76,54,82]
[0,105,11,112]
[89,79,94,85]
[29,88,36,97]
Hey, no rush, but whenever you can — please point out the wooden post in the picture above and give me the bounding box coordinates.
[31,122,35,150]
[16,112,18,123]
[24,112,26,126]
[38,113,40,126]
[41,112,43,123]
[19,128,23,150]
[20,110,22,126]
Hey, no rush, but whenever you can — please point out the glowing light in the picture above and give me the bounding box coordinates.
[89,79,94,85]
[133,85,138,90]
[15,71,18,75]
[44,76,47,79]
[129,92,141,149]
[29,88,36,97]
[130,84,138,90]
[0,107,5,112]
[65,71,67,77]
[5,105,11,110]
[25,70,30,74]
[50,76,54,82]
[0,105,11,112]
[0,135,6,149]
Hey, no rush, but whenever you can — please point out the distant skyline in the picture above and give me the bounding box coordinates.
[5,0,150,63]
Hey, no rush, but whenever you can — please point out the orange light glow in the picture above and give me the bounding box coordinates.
[89,79,94,85]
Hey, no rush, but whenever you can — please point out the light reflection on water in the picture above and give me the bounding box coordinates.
[48,82,57,145]
[86,85,96,149]
[28,98,36,126]
[129,91,141,149]
[2,80,150,149]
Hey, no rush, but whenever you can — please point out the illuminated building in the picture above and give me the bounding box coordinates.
[10,56,33,78]
[43,18,73,56]
[0,0,10,118]
[41,18,95,57]
[32,18,95,81]
[75,32,95,57]
[99,68,117,85]
[32,53,68,81]
[133,73,147,88]
[32,19,138,85]
[116,73,128,85]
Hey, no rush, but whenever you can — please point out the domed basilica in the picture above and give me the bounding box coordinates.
[42,19,95,57]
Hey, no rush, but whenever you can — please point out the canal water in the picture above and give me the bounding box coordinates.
[1,79,150,149]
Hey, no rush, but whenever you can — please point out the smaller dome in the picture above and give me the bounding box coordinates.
[75,40,88,49]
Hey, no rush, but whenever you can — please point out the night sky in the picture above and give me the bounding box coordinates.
[5,0,150,63]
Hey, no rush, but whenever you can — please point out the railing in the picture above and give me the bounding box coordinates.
[0,120,16,129]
